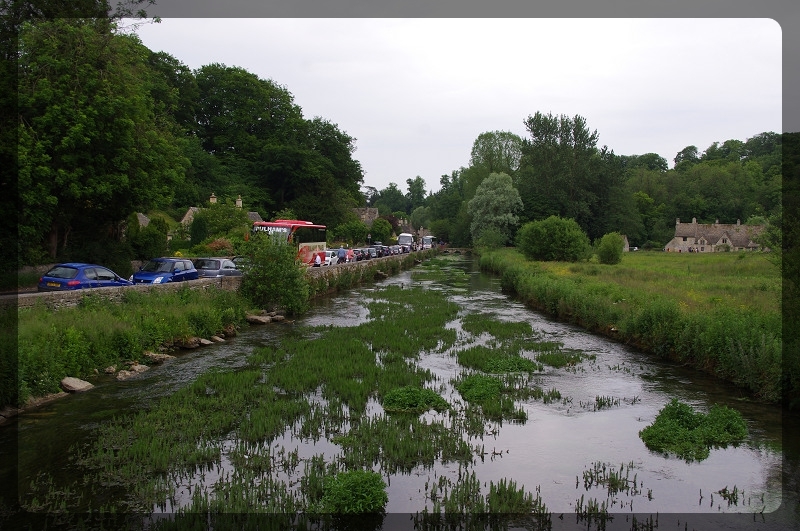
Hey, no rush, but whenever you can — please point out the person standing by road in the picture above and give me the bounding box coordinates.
[337,246,347,264]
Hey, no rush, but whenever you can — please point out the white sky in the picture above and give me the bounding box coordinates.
[132,19,782,195]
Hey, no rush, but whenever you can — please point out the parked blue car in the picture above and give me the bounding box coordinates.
[131,258,198,284]
[37,263,133,292]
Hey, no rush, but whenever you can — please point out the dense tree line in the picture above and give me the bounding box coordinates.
[378,121,782,250]
[14,15,365,266]
[10,8,784,268]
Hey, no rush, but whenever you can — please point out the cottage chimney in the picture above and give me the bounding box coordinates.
[676,218,680,225]
[737,219,741,225]
[209,193,217,204]
[714,219,718,225]
[236,195,243,208]
[692,217,696,224]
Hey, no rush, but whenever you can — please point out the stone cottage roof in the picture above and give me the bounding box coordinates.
[180,207,201,226]
[136,212,150,227]
[247,211,263,223]
[674,218,765,248]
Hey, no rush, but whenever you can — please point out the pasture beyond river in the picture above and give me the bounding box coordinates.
[2,254,799,530]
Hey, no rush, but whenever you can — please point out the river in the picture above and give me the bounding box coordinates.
[2,255,798,530]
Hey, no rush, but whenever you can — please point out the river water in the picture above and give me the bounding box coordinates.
[2,255,799,530]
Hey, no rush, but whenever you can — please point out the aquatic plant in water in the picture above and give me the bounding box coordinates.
[638,398,748,461]
[315,469,388,514]
[381,386,450,414]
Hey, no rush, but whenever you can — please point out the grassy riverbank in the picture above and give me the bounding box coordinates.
[478,248,786,404]
[4,250,439,410]
[8,287,251,407]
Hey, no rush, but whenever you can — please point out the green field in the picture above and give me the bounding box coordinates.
[479,248,785,403]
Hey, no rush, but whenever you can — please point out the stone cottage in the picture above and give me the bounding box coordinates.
[663,218,766,252]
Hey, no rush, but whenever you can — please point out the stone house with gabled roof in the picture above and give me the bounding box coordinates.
[664,218,766,252]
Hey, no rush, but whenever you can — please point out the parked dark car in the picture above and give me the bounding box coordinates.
[364,247,378,259]
[131,258,198,284]
[194,257,242,278]
[38,263,133,292]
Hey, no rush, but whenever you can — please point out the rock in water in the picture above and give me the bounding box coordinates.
[60,377,94,393]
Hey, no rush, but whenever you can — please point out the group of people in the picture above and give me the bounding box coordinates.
[312,246,349,267]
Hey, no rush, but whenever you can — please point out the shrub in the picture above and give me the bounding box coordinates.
[132,224,169,261]
[207,238,234,255]
[516,216,590,262]
[454,373,502,403]
[639,399,747,462]
[595,232,624,265]
[319,470,388,514]
[382,386,449,414]
[238,234,309,315]
[474,226,506,250]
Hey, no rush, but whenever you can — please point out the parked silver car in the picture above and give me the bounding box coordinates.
[194,257,242,278]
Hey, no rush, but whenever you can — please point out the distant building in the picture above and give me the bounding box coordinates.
[180,207,201,226]
[180,194,262,232]
[664,218,766,252]
[353,207,379,226]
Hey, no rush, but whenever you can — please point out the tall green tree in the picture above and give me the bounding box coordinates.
[17,18,187,260]
[469,130,523,177]
[369,218,392,244]
[405,176,427,212]
[673,145,699,172]
[516,112,600,229]
[467,172,523,245]
[409,206,432,231]
[372,183,408,215]
[194,63,304,214]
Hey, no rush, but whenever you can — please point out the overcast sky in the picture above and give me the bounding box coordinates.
[132,18,782,195]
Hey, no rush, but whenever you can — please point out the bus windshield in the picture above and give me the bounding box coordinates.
[397,233,414,246]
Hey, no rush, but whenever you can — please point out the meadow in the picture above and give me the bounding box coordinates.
[478,249,785,403]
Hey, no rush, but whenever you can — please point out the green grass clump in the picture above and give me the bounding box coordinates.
[639,398,748,462]
[317,470,388,514]
[382,386,449,414]
[331,415,473,474]
[536,349,585,368]
[453,373,526,421]
[460,313,536,341]
[454,374,502,403]
[456,345,540,373]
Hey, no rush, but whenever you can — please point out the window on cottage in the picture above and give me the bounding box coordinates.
[701,247,704,251]
[682,237,687,241]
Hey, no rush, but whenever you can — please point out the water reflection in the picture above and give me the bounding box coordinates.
[3,255,798,528]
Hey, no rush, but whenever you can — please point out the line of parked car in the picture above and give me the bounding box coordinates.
[313,243,411,266]
[37,242,420,292]
[36,256,242,292]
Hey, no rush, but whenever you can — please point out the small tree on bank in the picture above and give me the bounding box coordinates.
[516,216,590,262]
[595,232,625,265]
[239,235,309,315]
[467,172,523,245]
